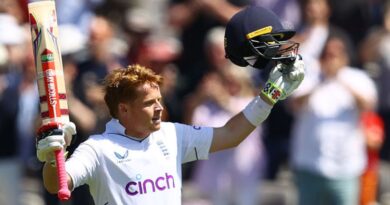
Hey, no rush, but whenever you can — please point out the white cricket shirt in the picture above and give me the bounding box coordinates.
[66,119,213,205]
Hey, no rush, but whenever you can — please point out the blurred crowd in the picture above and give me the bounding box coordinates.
[1,0,390,205]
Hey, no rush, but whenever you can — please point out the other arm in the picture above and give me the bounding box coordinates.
[42,162,73,194]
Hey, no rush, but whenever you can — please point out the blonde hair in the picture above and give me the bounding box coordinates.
[103,64,163,118]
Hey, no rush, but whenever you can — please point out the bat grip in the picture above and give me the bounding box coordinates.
[54,149,71,200]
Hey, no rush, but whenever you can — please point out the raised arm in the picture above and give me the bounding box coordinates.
[37,122,76,193]
[210,95,270,152]
[210,58,305,152]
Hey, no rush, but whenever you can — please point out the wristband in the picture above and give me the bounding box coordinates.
[243,96,272,126]
[261,80,285,105]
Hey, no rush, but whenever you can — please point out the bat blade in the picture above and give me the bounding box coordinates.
[28,0,71,200]
[29,0,69,124]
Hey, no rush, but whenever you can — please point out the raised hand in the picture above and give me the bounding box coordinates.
[261,56,305,104]
[36,121,76,165]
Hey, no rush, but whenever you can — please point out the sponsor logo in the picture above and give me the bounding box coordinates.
[114,150,131,163]
[262,82,283,103]
[192,126,201,130]
[41,48,61,119]
[125,173,176,196]
[45,69,57,106]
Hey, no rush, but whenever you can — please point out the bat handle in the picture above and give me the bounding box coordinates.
[54,149,71,200]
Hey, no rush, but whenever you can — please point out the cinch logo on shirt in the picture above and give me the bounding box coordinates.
[125,173,176,196]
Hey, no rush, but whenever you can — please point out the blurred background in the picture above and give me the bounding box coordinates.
[0,0,390,204]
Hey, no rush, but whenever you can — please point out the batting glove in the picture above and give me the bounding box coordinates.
[261,56,305,104]
[36,121,76,164]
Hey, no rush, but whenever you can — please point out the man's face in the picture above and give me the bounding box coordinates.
[122,83,164,138]
[320,38,348,77]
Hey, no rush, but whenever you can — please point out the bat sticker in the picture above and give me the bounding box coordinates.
[41,48,60,119]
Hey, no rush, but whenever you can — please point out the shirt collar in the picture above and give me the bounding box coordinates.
[104,118,126,135]
[104,118,149,142]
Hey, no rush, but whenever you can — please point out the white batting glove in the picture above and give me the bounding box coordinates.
[36,122,76,164]
[261,56,305,104]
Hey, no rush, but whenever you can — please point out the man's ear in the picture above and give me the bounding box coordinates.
[118,103,128,114]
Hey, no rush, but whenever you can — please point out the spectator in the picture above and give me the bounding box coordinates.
[359,111,385,205]
[0,0,26,23]
[167,0,250,99]
[290,31,377,205]
[135,36,183,122]
[73,15,126,133]
[359,1,390,203]
[184,27,266,205]
[295,0,332,59]
[251,0,301,29]
[327,0,371,46]
[55,0,104,34]
[190,66,265,205]
[0,13,33,205]
[123,7,154,65]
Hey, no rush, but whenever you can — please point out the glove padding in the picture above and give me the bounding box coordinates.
[261,56,305,104]
[36,121,76,163]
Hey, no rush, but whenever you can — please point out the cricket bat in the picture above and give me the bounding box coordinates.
[28,0,71,200]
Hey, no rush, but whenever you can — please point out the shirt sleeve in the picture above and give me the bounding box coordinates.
[66,140,99,190]
[175,123,213,163]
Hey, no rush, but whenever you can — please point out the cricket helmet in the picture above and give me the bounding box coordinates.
[224,6,299,69]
